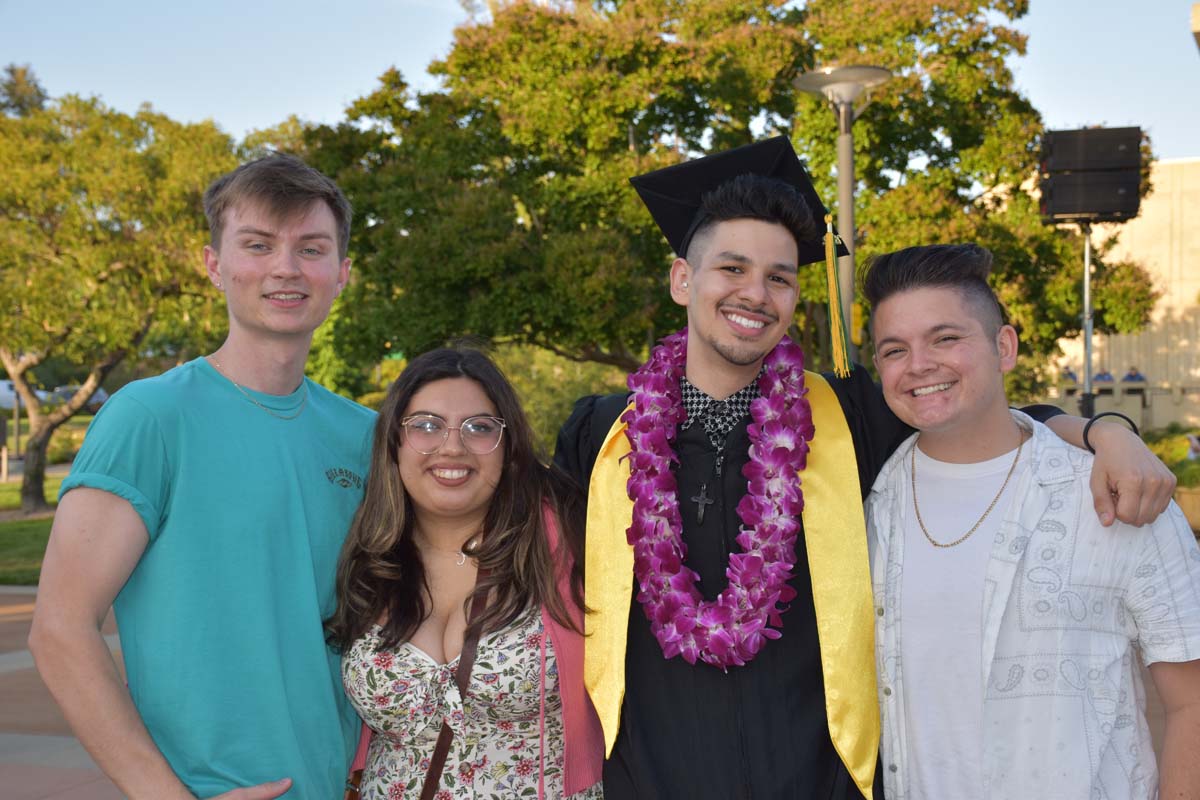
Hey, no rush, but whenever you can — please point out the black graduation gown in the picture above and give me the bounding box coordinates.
[553,365,908,800]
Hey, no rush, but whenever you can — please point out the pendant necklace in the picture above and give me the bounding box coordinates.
[691,484,714,524]
[455,536,481,566]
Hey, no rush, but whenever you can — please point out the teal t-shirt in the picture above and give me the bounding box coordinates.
[60,358,376,799]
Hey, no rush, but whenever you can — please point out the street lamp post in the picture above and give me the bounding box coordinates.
[794,65,892,360]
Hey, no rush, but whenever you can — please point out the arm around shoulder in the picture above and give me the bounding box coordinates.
[1042,414,1175,526]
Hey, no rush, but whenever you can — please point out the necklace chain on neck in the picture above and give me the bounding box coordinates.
[417,534,480,566]
[208,356,308,421]
[911,429,1025,549]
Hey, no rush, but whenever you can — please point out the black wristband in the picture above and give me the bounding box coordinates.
[1082,411,1140,454]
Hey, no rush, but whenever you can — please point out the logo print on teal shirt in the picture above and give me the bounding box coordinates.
[325,467,363,489]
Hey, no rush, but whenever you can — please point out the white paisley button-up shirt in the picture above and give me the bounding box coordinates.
[867,412,1200,800]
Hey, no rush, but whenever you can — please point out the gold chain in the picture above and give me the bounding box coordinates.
[208,357,308,421]
[911,430,1025,549]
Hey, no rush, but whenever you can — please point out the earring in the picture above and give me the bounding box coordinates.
[681,281,688,288]
[215,282,223,290]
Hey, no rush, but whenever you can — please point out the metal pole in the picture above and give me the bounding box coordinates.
[835,100,858,361]
[1081,223,1095,418]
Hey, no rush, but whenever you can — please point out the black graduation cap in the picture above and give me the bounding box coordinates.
[628,135,848,266]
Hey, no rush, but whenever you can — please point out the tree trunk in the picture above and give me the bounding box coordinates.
[20,427,52,513]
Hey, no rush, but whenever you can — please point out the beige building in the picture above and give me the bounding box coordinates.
[1056,157,1200,426]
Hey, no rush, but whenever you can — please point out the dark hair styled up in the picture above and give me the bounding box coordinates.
[203,153,353,258]
[861,243,1008,336]
[325,347,586,652]
[686,174,818,263]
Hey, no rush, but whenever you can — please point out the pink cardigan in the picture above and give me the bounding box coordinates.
[543,509,605,794]
[350,510,604,796]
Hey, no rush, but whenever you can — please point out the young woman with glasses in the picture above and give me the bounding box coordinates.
[326,347,603,800]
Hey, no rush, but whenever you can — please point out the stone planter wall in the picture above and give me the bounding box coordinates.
[1175,486,1200,535]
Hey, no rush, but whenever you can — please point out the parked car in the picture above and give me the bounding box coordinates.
[52,384,109,413]
[0,380,53,410]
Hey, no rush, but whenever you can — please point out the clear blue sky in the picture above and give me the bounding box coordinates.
[3,0,1197,160]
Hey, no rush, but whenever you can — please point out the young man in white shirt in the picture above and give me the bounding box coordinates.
[862,243,1200,800]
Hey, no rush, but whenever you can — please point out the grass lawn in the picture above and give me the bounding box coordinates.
[4,412,93,437]
[0,516,52,585]
[0,476,63,512]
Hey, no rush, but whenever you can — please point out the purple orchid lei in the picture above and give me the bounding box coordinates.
[622,327,814,669]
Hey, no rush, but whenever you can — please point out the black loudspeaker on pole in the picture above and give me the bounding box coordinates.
[1039,127,1142,224]
[1038,126,1142,418]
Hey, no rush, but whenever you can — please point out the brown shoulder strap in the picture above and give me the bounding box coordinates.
[419,571,490,800]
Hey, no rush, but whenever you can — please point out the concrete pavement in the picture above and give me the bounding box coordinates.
[0,586,122,799]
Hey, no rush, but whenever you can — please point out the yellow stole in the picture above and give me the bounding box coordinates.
[584,371,879,798]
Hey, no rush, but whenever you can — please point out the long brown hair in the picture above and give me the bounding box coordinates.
[326,347,586,651]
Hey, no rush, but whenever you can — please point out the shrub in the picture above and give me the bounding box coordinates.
[1146,426,1200,489]
[1173,459,1200,489]
[1148,434,1191,466]
[47,425,87,464]
[356,391,389,411]
[492,344,628,452]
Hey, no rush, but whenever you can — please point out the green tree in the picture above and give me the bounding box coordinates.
[791,0,1157,394]
[0,63,48,117]
[0,95,236,511]
[240,114,312,160]
[314,1,809,375]
[312,0,1155,395]
[492,343,627,449]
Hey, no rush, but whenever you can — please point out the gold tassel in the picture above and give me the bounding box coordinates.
[824,214,852,378]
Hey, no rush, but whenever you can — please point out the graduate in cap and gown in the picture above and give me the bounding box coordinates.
[552,136,1177,800]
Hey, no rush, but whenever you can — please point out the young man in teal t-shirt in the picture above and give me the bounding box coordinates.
[31,155,375,800]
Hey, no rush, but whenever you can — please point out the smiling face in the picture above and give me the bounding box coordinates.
[670,217,800,397]
[203,199,350,348]
[397,377,504,533]
[873,286,1019,458]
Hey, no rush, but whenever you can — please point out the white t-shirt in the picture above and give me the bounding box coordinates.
[900,442,1030,800]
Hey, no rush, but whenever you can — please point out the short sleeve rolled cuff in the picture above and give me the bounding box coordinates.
[59,391,170,540]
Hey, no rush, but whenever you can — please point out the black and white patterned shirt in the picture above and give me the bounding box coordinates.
[680,374,762,450]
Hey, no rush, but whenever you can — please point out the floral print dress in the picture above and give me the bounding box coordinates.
[343,610,603,800]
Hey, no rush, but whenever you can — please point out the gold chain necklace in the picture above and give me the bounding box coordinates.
[208,356,308,421]
[911,431,1025,549]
